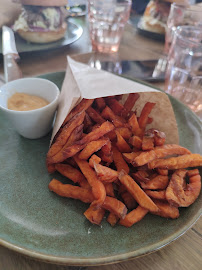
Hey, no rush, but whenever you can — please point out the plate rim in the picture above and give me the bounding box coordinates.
[0,71,201,266]
[0,21,83,54]
[0,210,201,266]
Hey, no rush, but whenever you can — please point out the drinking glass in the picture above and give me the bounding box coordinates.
[165,26,202,120]
[165,3,202,54]
[88,0,132,53]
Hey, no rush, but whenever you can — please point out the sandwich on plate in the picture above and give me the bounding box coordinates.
[13,0,68,43]
[140,0,189,34]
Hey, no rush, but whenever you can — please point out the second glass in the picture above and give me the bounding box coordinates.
[165,3,202,54]
[88,0,132,53]
[165,26,202,120]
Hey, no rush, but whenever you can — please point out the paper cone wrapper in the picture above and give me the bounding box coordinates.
[51,56,179,145]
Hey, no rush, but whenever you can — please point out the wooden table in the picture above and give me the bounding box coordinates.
[0,14,201,270]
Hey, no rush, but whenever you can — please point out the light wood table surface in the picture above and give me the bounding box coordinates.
[0,13,201,270]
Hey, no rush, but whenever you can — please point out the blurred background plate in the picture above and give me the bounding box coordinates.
[137,20,165,42]
[0,21,83,54]
[0,72,201,266]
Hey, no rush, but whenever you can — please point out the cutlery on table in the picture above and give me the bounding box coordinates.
[2,26,22,83]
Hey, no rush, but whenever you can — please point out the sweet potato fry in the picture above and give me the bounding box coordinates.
[165,169,201,207]
[138,175,169,190]
[65,157,78,168]
[142,135,154,151]
[118,184,127,195]
[49,179,94,203]
[115,130,131,153]
[93,163,118,182]
[151,199,179,219]
[78,138,108,160]
[121,191,137,209]
[47,163,56,173]
[107,212,119,226]
[48,121,115,164]
[83,113,93,131]
[116,127,132,140]
[98,151,113,164]
[55,164,90,189]
[102,196,127,219]
[47,95,202,226]
[49,179,126,220]
[145,190,166,200]
[101,139,112,156]
[74,156,106,208]
[157,168,168,176]
[122,151,142,164]
[86,106,105,124]
[118,170,159,212]
[84,205,105,225]
[62,99,94,126]
[146,117,153,125]
[122,93,140,118]
[148,154,202,170]
[89,154,101,167]
[138,102,156,130]
[106,130,116,141]
[106,98,126,116]
[132,170,150,183]
[128,113,142,137]
[129,136,142,149]
[47,124,84,165]
[119,206,148,227]
[78,121,115,145]
[112,145,129,174]
[95,97,106,111]
[101,106,126,128]
[133,144,191,167]
[104,183,115,197]
[99,138,113,163]
[145,129,166,146]
[47,111,85,158]
[48,143,86,164]
[154,131,166,146]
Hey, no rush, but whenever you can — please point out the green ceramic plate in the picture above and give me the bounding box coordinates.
[0,72,201,266]
[0,21,83,54]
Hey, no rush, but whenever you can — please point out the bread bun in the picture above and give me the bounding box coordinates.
[17,22,67,43]
[20,0,68,6]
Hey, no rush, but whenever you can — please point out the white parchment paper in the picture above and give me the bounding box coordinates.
[51,57,178,145]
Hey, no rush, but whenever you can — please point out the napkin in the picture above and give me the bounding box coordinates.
[51,56,178,145]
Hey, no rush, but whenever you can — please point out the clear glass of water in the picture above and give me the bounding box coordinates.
[88,0,132,53]
[165,26,202,120]
[165,3,202,54]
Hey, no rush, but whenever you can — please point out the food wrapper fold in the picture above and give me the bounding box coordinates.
[51,56,178,144]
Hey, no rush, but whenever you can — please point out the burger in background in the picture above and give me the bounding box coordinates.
[13,0,68,43]
[140,0,190,34]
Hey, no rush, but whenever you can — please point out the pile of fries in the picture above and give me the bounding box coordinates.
[46,94,202,227]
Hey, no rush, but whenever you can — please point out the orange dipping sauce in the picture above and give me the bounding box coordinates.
[7,93,49,111]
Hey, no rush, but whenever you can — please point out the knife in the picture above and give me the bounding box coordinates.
[2,26,22,83]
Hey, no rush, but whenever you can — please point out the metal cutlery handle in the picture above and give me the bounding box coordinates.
[4,54,23,83]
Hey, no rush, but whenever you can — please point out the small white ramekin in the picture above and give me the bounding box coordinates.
[0,78,60,139]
